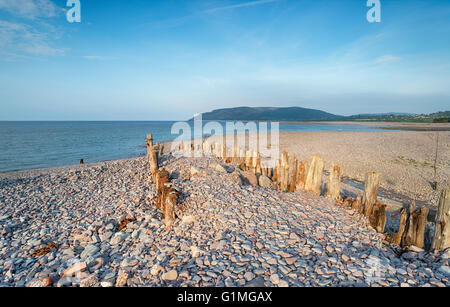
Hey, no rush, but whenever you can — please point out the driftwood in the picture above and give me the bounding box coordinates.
[432,188,450,251]
[362,172,380,217]
[305,155,324,195]
[146,134,159,179]
[325,165,341,200]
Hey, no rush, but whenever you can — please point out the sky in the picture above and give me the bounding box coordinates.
[0,0,449,120]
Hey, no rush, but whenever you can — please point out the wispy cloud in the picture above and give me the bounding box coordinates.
[0,20,66,60]
[204,0,281,14]
[0,0,61,19]
[82,55,115,61]
[375,55,402,64]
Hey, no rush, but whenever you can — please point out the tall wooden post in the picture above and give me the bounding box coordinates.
[280,151,289,192]
[146,134,159,179]
[362,172,380,217]
[325,165,341,200]
[432,188,450,251]
[305,155,324,195]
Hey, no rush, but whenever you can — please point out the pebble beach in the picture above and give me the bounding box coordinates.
[1,149,449,287]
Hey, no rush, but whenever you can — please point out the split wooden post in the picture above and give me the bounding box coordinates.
[415,207,429,249]
[362,172,381,217]
[146,134,159,179]
[325,165,341,200]
[295,161,307,191]
[305,155,325,195]
[404,201,418,247]
[432,188,450,251]
[392,208,407,246]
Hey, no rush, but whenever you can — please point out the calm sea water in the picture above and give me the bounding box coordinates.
[0,121,387,173]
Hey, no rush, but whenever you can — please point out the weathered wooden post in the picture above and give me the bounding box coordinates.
[404,201,418,247]
[155,169,170,210]
[232,146,238,164]
[295,161,307,191]
[288,155,297,192]
[392,208,407,246]
[255,152,262,175]
[369,203,386,233]
[245,150,252,171]
[432,188,450,251]
[146,134,159,179]
[158,143,164,158]
[305,155,324,195]
[362,172,381,217]
[164,192,177,226]
[352,194,362,211]
[415,207,429,249]
[280,151,289,192]
[325,165,341,200]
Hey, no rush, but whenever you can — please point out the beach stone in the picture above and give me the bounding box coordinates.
[26,277,51,288]
[229,172,244,185]
[258,176,274,188]
[162,270,178,281]
[56,277,73,287]
[241,171,258,186]
[215,164,228,173]
[190,166,202,176]
[245,276,265,287]
[115,270,129,287]
[441,248,450,260]
[110,233,127,245]
[80,274,98,287]
[270,274,280,285]
[80,245,99,259]
[438,265,450,277]
[62,262,87,278]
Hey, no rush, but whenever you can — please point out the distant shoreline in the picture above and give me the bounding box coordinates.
[279,121,450,131]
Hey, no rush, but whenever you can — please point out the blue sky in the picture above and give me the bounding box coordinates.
[0,0,449,120]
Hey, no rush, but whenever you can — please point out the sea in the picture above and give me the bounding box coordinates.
[0,121,389,173]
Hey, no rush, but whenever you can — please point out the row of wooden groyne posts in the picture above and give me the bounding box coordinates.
[145,133,450,253]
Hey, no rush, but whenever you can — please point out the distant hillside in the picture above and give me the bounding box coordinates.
[196,107,342,121]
